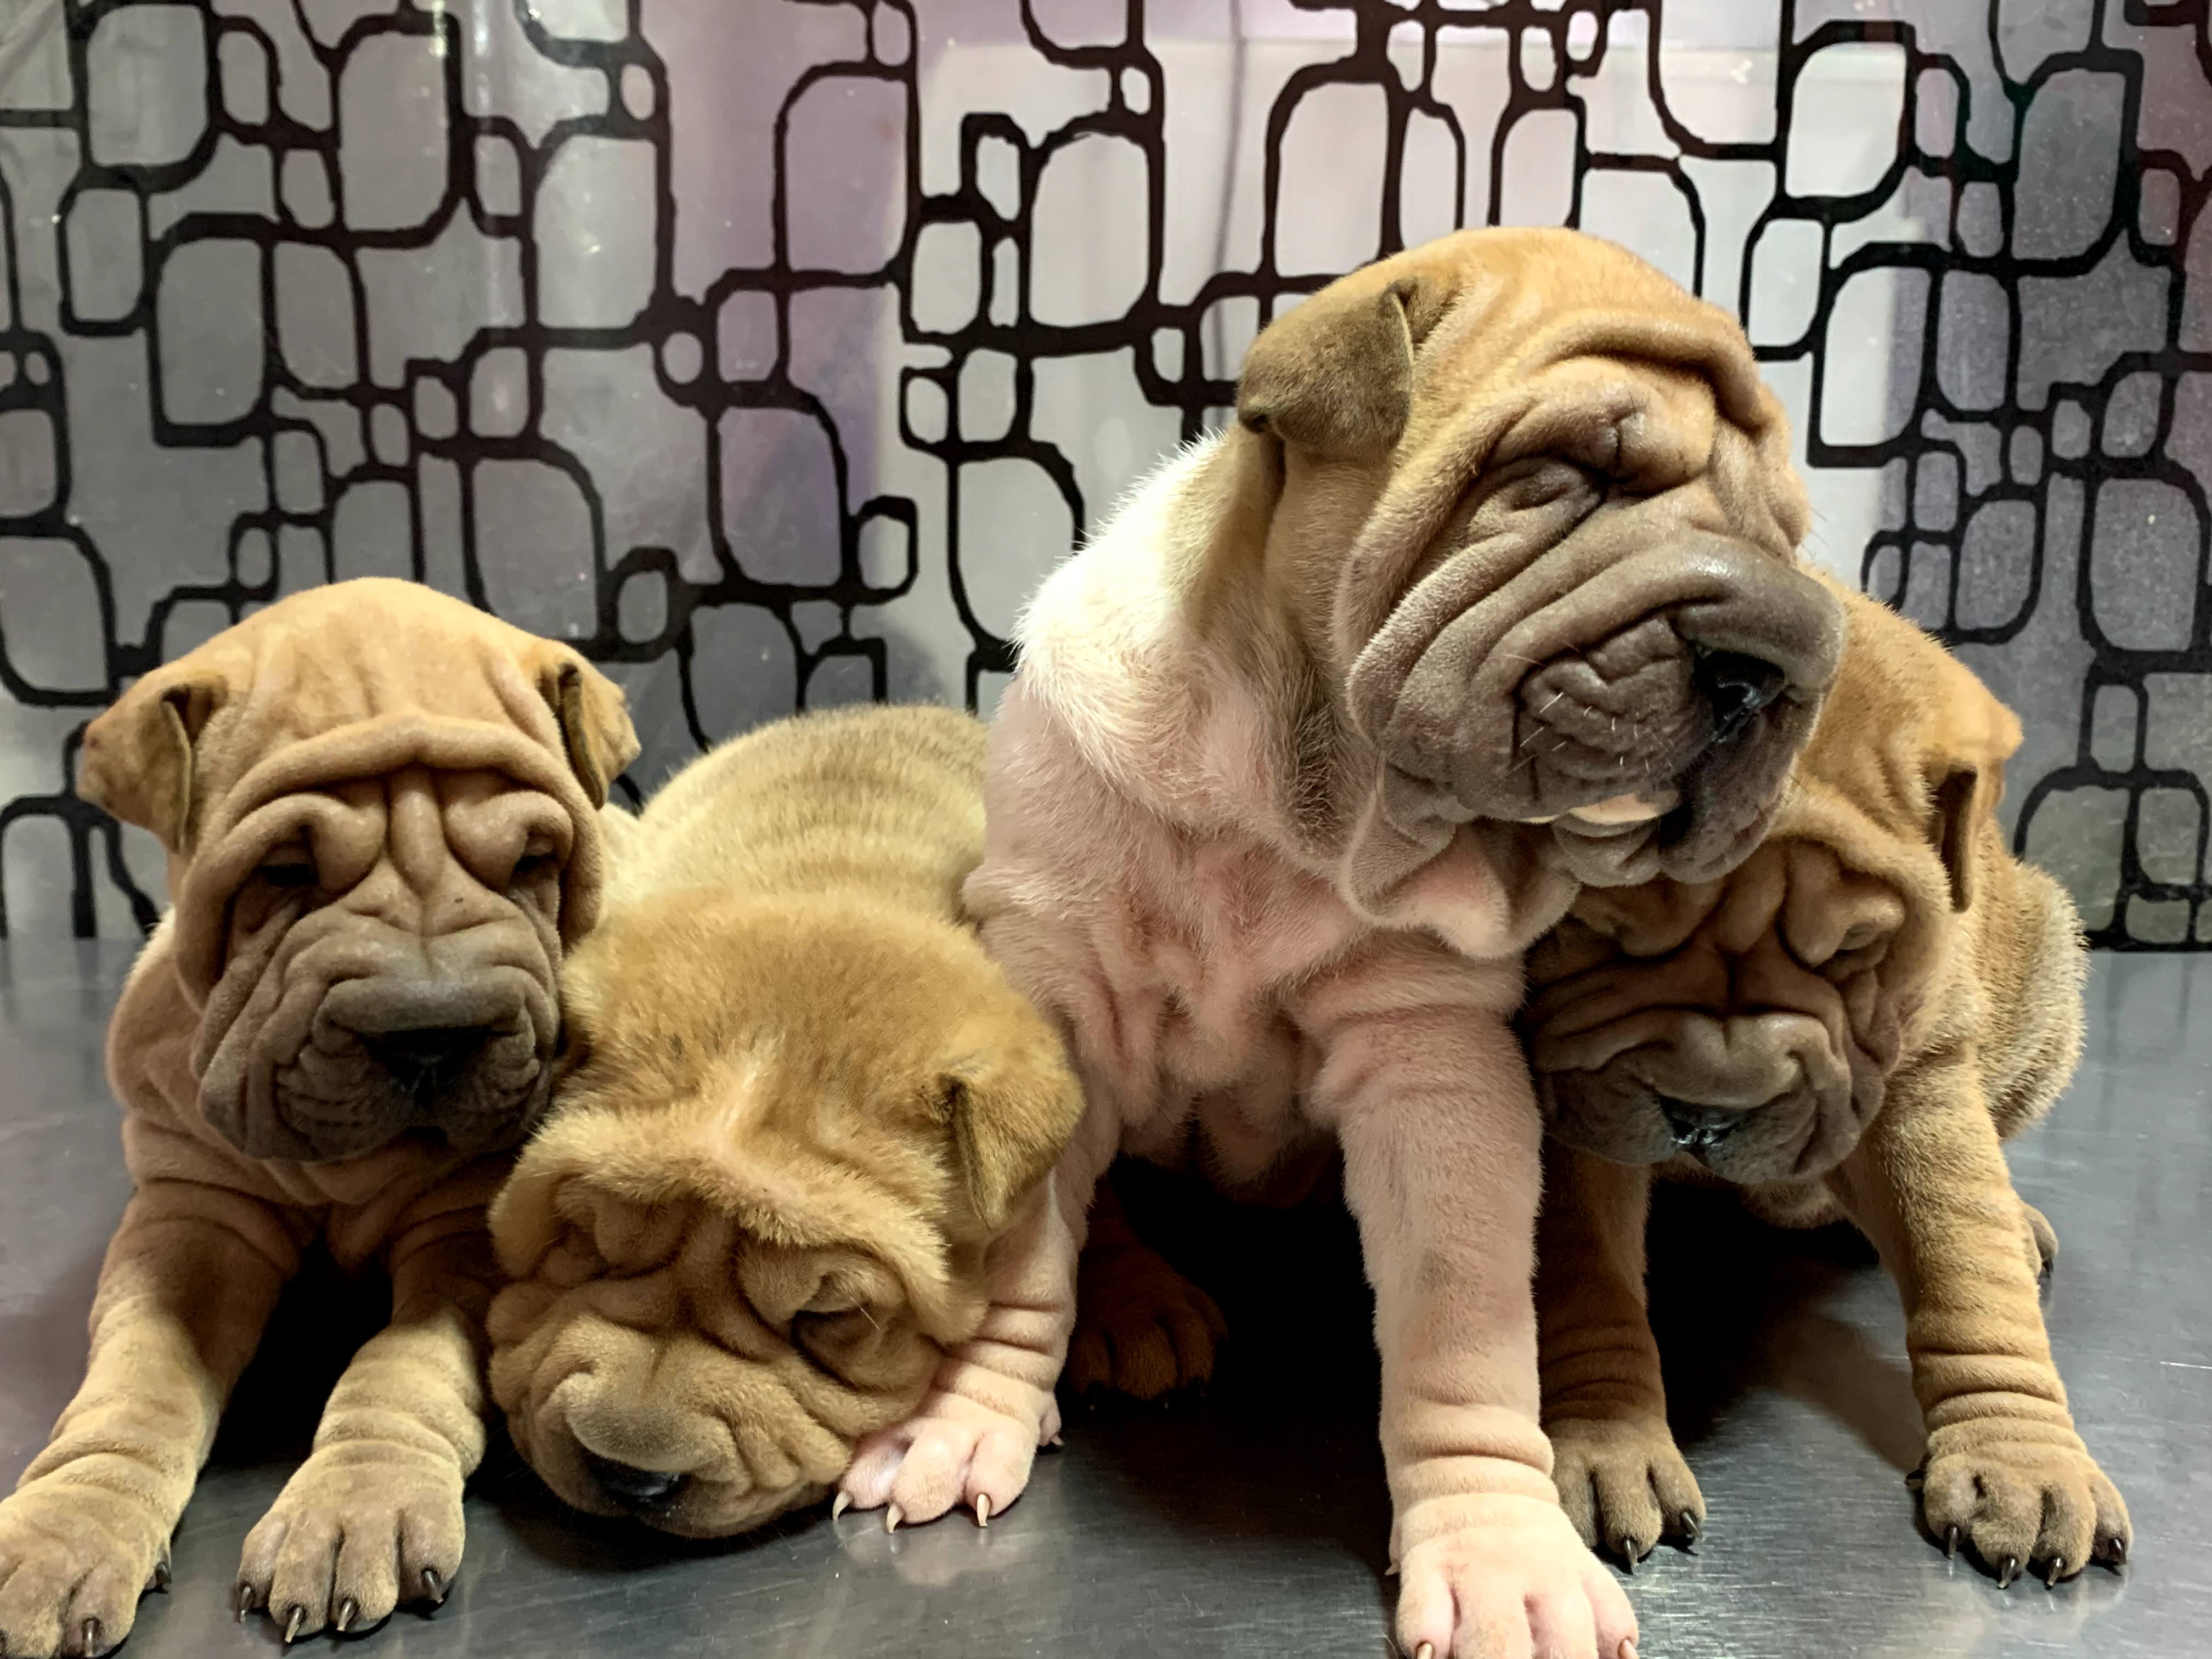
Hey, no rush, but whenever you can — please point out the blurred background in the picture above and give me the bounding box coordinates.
[0,0,2205,947]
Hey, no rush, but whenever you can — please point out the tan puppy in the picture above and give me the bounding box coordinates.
[486,707,1083,1538]
[0,580,635,1657]
[1523,575,2130,1586]
[838,228,1847,1659]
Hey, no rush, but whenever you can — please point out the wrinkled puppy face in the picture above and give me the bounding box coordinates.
[1520,580,2020,1183]
[191,765,574,1159]
[487,894,1081,1538]
[1238,229,1845,887]
[1522,840,1918,1183]
[76,579,637,1163]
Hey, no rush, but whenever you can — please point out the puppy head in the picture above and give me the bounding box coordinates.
[1233,228,1843,889]
[1522,582,2022,1183]
[78,580,636,1162]
[486,891,1082,1538]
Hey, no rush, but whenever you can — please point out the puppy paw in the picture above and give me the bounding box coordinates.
[0,1478,170,1658]
[1548,1414,1705,1565]
[238,1444,464,1639]
[1066,1242,1227,1401]
[837,1364,1060,1528]
[1918,1423,2129,1585]
[1395,1494,1638,1659]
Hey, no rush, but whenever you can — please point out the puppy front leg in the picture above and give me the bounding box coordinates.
[239,1222,498,1639]
[1310,1002,1637,1659]
[0,1184,294,1659]
[1829,1055,2129,1584]
[837,1118,1115,1529]
[1537,1148,1701,1563]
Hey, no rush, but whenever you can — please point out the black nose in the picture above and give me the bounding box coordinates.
[1657,1097,1743,1152]
[1694,651,1785,746]
[582,1451,688,1513]
[362,1026,487,1091]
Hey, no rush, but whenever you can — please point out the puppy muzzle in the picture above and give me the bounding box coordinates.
[1372,534,1844,887]
[1531,1007,1881,1184]
[197,918,558,1161]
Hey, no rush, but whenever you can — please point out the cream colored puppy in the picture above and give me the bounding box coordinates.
[487,707,1084,1537]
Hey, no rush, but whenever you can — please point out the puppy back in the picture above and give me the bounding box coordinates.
[619,705,988,922]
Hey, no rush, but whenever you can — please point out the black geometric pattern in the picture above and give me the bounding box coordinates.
[0,0,2205,946]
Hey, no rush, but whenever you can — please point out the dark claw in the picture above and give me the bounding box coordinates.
[336,1598,359,1634]
[235,1583,256,1623]
[82,1619,103,1658]
[1944,1525,1959,1561]
[2045,1558,2064,1589]
[151,1553,171,1592]
[283,1605,304,1646]
[1999,1556,2021,1590]
[2106,1535,2129,1569]
[1616,1537,1638,1572]
[420,1567,445,1606]
[1677,1510,1700,1544]
[1904,1463,1926,1492]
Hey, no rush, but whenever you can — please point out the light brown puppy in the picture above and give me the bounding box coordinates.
[850,230,1849,1659]
[1523,576,2129,1586]
[486,706,1084,1538]
[0,580,635,1657]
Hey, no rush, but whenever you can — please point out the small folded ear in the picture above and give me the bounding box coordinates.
[77,669,227,852]
[1925,689,2022,915]
[536,652,640,809]
[1237,274,1437,461]
[935,1044,1085,1233]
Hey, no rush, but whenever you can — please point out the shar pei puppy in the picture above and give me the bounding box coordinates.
[835,227,1846,1659]
[0,580,635,1657]
[486,707,1083,1538]
[1524,575,2130,1587]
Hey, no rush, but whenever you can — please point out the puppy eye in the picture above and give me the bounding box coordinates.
[512,837,561,883]
[258,849,317,889]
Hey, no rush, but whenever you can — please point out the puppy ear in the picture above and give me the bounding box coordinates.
[934,1048,1084,1233]
[77,670,227,852]
[1237,274,1437,461]
[535,651,639,809]
[1923,682,2022,915]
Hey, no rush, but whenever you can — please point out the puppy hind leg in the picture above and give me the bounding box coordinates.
[0,1186,294,1659]
[1065,1170,1227,1402]
[238,1227,498,1640]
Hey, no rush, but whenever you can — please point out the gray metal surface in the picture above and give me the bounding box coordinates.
[2,942,2206,1659]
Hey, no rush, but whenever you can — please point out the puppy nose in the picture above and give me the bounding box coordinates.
[1693,651,1784,747]
[362,1025,486,1088]
[1657,1097,1742,1151]
[582,1451,688,1513]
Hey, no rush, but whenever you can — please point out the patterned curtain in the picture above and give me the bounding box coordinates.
[0,0,2205,946]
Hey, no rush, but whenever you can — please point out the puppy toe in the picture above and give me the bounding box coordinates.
[1110,1325,1183,1401]
[1063,1328,1113,1395]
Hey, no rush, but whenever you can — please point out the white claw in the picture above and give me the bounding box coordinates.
[831,1491,851,1522]
[974,1493,991,1528]
[885,1504,904,1534]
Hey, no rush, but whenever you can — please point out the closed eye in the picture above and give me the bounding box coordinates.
[258,848,317,889]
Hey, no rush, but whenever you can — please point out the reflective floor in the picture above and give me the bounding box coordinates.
[3,943,2207,1659]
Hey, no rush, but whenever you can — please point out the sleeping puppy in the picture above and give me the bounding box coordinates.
[1523,575,2130,1587]
[0,580,635,1657]
[485,707,1083,1538]
[836,228,1845,1659]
